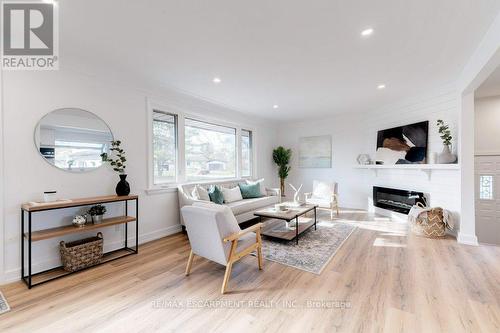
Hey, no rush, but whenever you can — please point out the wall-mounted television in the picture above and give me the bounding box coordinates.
[376,121,429,164]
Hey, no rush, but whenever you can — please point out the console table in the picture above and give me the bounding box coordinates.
[21,195,139,289]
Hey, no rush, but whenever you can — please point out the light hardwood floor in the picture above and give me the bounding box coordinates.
[1,209,500,333]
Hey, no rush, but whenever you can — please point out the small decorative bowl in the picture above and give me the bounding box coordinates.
[72,215,87,228]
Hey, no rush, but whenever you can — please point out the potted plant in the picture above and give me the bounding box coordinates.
[101,140,130,196]
[436,120,457,164]
[88,204,107,224]
[273,146,292,197]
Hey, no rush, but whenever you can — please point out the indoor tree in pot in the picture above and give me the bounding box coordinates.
[272,146,292,197]
[436,119,457,164]
[101,140,130,196]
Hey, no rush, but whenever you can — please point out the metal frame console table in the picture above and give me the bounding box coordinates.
[21,195,139,289]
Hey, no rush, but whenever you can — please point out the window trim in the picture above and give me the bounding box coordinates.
[240,129,253,178]
[146,98,257,191]
[151,109,178,186]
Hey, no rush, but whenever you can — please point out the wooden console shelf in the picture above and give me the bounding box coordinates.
[21,195,139,288]
[22,194,139,212]
[26,216,137,242]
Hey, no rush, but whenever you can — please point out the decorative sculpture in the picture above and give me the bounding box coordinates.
[289,183,303,205]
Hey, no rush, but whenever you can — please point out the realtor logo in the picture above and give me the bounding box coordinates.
[1,1,59,70]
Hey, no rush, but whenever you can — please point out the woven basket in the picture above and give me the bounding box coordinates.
[60,232,103,272]
[411,207,446,238]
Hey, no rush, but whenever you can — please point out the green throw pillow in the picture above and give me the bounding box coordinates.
[208,185,224,204]
[239,183,262,199]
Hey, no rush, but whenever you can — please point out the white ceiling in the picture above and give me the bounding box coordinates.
[60,0,500,120]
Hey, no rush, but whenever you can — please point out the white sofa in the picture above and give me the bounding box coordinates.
[178,179,281,225]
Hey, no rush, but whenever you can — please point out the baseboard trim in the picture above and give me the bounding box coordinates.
[0,224,182,285]
[457,232,479,246]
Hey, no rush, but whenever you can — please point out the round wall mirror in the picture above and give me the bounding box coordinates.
[34,108,114,172]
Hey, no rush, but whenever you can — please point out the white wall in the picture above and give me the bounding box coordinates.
[0,69,278,284]
[277,112,366,209]
[278,88,462,230]
[475,95,500,153]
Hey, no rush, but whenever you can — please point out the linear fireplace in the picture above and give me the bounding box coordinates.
[373,186,426,215]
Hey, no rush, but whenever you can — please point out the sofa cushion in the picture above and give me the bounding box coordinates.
[208,185,224,204]
[239,183,262,199]
[246,178,267,196]
[222,186,243,203]
[192,185,210,201]
[313,180,335,198]
[225,196,279,215]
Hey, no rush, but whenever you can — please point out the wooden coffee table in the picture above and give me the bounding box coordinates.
[254,204,317,244]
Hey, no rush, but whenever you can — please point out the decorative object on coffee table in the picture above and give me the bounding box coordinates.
[88,204,106,224]
[289,183,303,206]
[436,119,457,164]
[101,140,130,195]
[272,146,292,197]
[60,232,104,272]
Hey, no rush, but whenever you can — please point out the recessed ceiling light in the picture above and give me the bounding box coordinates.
[212,77,221,84]
[377,84,386,89]
[361,28,374,37]
[273,104,279,109]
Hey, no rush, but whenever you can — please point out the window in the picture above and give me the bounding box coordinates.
[148,100,257,189]
[479,175,494,200]
[152,111,177,184]
[241,129,253,177]
[184,118,236,181]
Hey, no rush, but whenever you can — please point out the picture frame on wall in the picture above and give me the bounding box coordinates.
[299,135,332,168]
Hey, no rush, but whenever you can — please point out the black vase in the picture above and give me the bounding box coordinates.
[116,174,130,196]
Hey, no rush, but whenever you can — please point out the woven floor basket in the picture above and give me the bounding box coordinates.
[410,208,446,238]
[60,232,103,272]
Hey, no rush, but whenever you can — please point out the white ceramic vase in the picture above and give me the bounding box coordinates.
[437,144,457,164]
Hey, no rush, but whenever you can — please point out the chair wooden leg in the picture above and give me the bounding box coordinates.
[256,231,263,270]
[221,239,238,294]
[185,250,194,276]
[336,205,340,216]
[221,262,233,294]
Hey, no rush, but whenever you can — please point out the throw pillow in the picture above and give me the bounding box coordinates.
[208,185,224,204]
[192,185,210,201]
[313,180,334,198]
[239,183,262,199]
[221,186,243,203]
[246,178,267,196]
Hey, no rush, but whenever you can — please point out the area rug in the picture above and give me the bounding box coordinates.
[0,292,10,315]
[260,221,356,274]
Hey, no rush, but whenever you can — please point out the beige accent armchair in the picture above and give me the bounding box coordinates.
[304,180,339,219]
[181,202,263,294]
